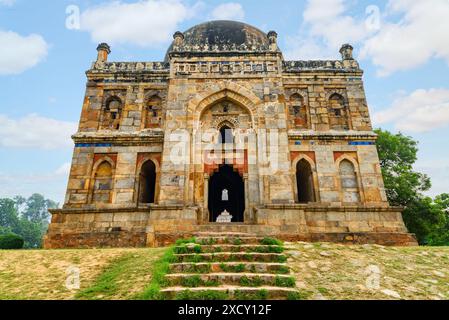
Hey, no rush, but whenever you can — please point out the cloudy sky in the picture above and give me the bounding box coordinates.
[0,0,448,203]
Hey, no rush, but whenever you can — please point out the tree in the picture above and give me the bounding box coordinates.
[375,129,431,206]
[0,194,59,248]
[375,129,446,244]
[0,198,19,233]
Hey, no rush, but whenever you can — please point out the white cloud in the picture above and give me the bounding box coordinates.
[0,114,77,150]
[0,163,70,203]
[285,0,449,76]
[0,0,15,6]
[360,0,449,76]
[55,162,71,176]
[373,89,449,133]
[80,0,199,47]
[285,0,372,60]
[210,3,245,21]
[415,159,449,197]
[0,30,48,75]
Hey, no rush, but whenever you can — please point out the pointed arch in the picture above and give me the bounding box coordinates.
[144,94,163,128]
[337,158,361,203]
[295,159,316,203]
[138,160,157,204]
[100,96,123,130]
[328,93,349,130]
[288,93,308,128]
[91,159,114,204]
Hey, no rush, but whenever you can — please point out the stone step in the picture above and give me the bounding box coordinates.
[165,273,296,288]
[169,262,290,274]
[174,244,284,254]
[160,286,300,300]
[195,236,266,245]
[171,252,287,263]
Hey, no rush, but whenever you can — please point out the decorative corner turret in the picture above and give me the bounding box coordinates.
[96,43,111,63]
[340,44,354,60]
[173,31,185,48]
[267,31,278,51]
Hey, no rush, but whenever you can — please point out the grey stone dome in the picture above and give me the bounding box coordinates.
[165,20,272,60]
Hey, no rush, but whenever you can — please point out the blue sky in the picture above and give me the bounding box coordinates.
[0,0,448,203]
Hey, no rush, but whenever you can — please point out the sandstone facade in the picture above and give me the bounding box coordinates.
[44,21,417,248]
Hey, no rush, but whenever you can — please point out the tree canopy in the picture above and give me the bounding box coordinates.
[375,129,448,245]
[0,194,58,248]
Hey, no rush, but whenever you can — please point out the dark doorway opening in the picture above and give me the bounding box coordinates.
[208,165,245,222]
[219,125,234,144]
[296,159,315,203]
[139,160,156,204]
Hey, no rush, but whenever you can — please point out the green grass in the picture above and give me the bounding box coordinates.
[274,276,296,288]
[75,255,129,300]
[175,238,196,246]
[239,276,264,287]
[138,247,175,300]
[260,237,283,246]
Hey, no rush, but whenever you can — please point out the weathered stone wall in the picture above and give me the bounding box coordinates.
[45,27,415,248]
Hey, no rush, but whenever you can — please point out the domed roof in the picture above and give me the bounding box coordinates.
[165,20,275,60]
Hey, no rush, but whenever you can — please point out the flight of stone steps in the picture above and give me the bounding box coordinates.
[160,232,300,300]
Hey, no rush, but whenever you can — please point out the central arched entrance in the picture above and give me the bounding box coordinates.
[208,165,245,223]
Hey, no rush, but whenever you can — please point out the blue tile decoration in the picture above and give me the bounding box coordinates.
[75,143,112,148]
[295,141,302,145]
[349,141,375,146]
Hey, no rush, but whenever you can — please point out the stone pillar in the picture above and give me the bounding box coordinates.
[243,174,251,223]
[96,43,111,63]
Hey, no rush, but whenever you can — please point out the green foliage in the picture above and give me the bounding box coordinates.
[233,238,242,245]
[0,194,59,248]
[375,129,431,206]
[0,233,24,249]
[375,129,448,245]
[239,276,264,287]
[181,275,203,288]
[260,237,283,246]
[175,237,196,246]
[274,276,296,288]
[276,265,290,274]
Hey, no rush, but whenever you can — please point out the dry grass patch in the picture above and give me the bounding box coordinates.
[0,248,164,300]
[286,242,449,300]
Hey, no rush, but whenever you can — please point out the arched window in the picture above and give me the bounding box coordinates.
[101,97,122,130]
[289,93,308,128]
[92,161,113,203]
[296,159,315,203]
[339,160,360,203]
[139,160,156,204]
[219,125,234,144]
[145,95,162,128]
[328,94,349,130]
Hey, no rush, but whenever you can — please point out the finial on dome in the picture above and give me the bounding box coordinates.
[173,31,185,47]
[340,44,354,60]
[96,43,111,63]
[267,31,278,51]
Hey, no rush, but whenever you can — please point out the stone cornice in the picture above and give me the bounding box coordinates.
[261,204,403,212]
[283,60,362,73]
[51,204,193,215]
[73,130,164,145]
[288,130,377,141]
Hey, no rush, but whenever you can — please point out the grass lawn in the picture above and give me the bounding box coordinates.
[286,242,449,300]
[0,248,165,300]
[1,243,449,300]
